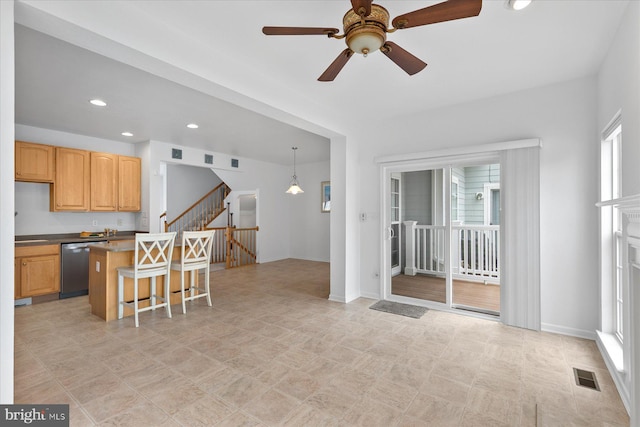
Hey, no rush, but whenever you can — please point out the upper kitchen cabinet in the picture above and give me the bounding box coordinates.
[50,147,90,211]
[90,153,141,212]
[15,141,55,182]
[118,155,141,212]
[90,152,118,211]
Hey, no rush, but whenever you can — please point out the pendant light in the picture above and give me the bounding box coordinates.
[286,147,304,194]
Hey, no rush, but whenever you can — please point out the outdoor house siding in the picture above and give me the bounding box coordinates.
[463,164,500,225]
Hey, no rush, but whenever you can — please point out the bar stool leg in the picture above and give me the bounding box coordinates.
[118,274,124,319]
[165,273,172,319]
[180,271,187,314]
[205,268,212,307]
[150,277,156,311]
[133,278,139,328]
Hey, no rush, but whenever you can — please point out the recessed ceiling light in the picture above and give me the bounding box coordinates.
[121,132,133,137]
[505,0,532,10]
[186,123,199,129]
[89,99,107,107]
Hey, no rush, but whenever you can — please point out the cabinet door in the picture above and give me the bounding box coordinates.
[20,255,60,297]
[91,152,118,211]
[51,147,90,211]
[118,156,141,211]
[15,141,55,182]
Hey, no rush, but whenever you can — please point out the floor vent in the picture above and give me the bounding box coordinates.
[573,368,600,391]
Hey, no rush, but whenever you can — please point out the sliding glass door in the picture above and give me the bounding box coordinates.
[384,158,501,317]
[390,168,447,305]
[450,163,501,316]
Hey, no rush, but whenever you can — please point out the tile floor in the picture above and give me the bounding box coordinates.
[14,259,629,426]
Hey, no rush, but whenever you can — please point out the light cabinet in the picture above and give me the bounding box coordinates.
[50,147,90,211]
[15,244,60,299]
[118,155,141,212]
[18,141,140,212]
[89,153,140,212]
[90,152,118,211]
[15,141,55,182]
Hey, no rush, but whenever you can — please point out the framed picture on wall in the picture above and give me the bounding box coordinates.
[321,181,330,213]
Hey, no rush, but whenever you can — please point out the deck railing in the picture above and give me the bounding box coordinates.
[452,225,500,282]
[403,221,500,282]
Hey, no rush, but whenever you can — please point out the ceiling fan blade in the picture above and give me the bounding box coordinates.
[262,26,339,36]
[351,0,372,17]
[381,42,427,76]
[392,0,482,30]
[318,49,354,82]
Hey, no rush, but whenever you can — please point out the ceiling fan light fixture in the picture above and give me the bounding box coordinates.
[506,0,532,11]
[347,31,385,56]
[343,4,389,56]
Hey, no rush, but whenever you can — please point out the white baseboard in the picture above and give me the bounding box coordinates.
[540,322,597,340]
[328,294,346,303]
[359,291,380,300]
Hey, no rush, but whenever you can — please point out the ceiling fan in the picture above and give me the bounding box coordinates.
[262,0,482,81]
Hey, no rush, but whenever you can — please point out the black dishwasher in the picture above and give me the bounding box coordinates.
[60,242,90,298]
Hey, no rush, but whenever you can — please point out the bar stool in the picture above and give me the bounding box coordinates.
[170,230,215,314]
[117,232,176,327]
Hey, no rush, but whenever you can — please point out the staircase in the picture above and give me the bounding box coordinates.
[161,182,259,269]
[162,182,230,234]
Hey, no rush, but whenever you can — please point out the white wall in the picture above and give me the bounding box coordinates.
[147,139,297,264]
[358,76,600,337]
[166,164,222,220]
[14,125,138,235]
[597,0,640,197]
[0,0,15,404]
[289,160,330,262]
[596,1,640,421]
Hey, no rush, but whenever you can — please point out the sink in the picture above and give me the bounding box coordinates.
[15,239,49,243]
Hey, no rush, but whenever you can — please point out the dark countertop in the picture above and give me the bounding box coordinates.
[87,240,136,253]
[15,231,140,246]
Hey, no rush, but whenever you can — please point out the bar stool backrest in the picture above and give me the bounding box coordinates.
[180,230,215,268]
[134,232,177,274]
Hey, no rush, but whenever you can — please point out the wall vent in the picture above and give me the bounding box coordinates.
[172,148,182,160]
[204,154,213,164]
[231,159,239,168]
[573,368,600,391]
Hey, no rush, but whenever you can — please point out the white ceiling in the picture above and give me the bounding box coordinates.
[14,0,629,165]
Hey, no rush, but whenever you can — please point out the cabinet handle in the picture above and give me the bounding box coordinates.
[17,172,21,175]
[22,262,27,266]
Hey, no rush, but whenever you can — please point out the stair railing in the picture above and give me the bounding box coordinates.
[226,226,259,268]
[206,226,227,264]
[164,182,230,235]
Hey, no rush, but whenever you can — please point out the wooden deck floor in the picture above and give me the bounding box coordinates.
[391,274,500,313]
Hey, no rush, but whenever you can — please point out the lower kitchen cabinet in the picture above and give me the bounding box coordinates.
[15,244,60,299]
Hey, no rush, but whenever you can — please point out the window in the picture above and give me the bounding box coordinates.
[601,120,623,342]
[484,183,500,226]
[451,176,459,222]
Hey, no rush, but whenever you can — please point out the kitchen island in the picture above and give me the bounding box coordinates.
[88,240,191,321]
